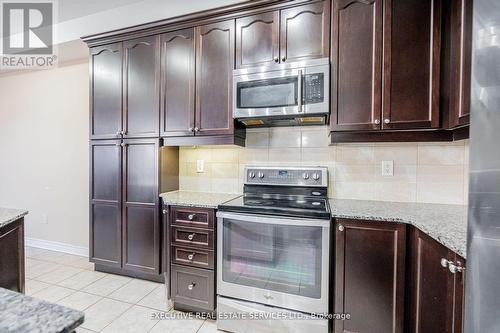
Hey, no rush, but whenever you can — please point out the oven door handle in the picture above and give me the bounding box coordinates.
[298,69,303,112]
[216,212,331,228]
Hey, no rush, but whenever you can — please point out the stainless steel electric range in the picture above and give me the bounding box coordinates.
[216,166,331,333]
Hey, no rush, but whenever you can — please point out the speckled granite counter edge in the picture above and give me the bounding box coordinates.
[0,209,28,229]
[159,191,239,209]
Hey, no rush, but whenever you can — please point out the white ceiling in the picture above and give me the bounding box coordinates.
[58,0,145,22]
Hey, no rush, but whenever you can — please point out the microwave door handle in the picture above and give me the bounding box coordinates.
[298,69,303,112]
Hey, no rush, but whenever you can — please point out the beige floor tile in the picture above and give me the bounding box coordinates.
[82,274,132,296]
[25,247,54,259]
[36,266,83,284]
[31,285,75,303]
[75,327,96,333]
[25,279,51,295]
[101,305,160,333]
[81,298,132,332]
[137,284,171,312]
[67,257,95,270]
[108,279,159,304]
[25,261,62,279]
[148,312,205,333]
[57,291,102,311]
[198,319,224,333]
[58,270,107,290]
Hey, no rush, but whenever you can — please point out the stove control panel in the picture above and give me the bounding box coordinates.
[244,167,328,187]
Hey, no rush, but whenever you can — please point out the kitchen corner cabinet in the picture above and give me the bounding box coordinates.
[90,36,160,140]
[90,139,166,281]
[335,219,406,333]
[407,228,465,333]
[331,0,442,134]
[0,218,25,293]
[235,1,330,69]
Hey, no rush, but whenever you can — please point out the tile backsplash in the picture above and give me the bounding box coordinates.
[178,126,469,205]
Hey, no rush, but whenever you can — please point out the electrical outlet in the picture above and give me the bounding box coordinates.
[41,214,48,224]
[381,160,394,176]
[197,159,204,173]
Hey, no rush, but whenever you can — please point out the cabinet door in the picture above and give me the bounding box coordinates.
[453,254,466,333]
[408,228,455,333]
[122,139,160,274]
[280,1,330,63]
[90,140,122,267]
[382,0,441,130]
[0,219,24,293]
[236,11,279,68]
[161,29,196,137]
[123,36,160,138]
[335,219,406,333]
[195,20,235,136]
[90,44,123,139]
[331,0,382,131]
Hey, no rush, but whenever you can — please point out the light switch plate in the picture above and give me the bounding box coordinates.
[381,160,394,176]
[197,160,204,173]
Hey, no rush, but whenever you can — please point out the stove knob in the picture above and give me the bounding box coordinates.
[302,173,310,180]
[258,172,265,179]
[249,171,256,179]
[312,173,320,181]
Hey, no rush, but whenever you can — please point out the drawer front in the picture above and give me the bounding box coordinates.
[171,226,214,250]
[172,246,214,269]
[171,207,214,229]
[171,264,214,311]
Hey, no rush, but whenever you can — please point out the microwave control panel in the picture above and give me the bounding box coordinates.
[303,73,324,104]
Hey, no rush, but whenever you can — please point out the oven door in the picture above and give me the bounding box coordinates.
[217,212,330,314]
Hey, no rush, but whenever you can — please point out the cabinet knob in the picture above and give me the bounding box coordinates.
[281,56,286,62]
[120,143,127,147]
[162,209,167,215]
[188,214,195,221]
[116,131,122,137]
[374,119,380,125]
[187,283,196,291]
[449,262,466,274]
[338,224,344,232]
[187,253,195,261]
[384,119,391,124]
[194,127,200,132]
[273,56,279,63]
[188,127,194,132]
[440,258,451,268]
[187,233,195,241]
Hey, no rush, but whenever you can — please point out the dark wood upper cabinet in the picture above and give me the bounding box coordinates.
[122,139,160,274]
[382,0,441,130]
[90,43,123,139]
[331,0,382,131]
[280,1,330,63]
[89,140,122,268]
[195,20,235,136]
[235,11,280,68]
[335,219,406,333]
[407,227,465,333]
[123,36,160,138]
[0,218,25,293]
[160,29,196,137]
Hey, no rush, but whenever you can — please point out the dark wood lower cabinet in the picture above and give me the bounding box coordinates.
[171,264,215,312]
[407,227,465,333]
[0,218,25,293]
[334,219,406,333]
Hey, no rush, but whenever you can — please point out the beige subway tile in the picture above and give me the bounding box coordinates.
[239,148,268,163]
[211,163,239,178]
[335,164,376,182]
[246,130,270,148]
[301,147,334,165]
[374,165,417,182]
[373,182,417,202]
[374,145,417,165]
[268,148,302,163]
[269,127,301,148]
[417,165,464,183]
[416,182,464,204]
[301,127,330,148]
[336,145,375,164]
[211,178,239,194]
[418,144,465,165]
[211,148,240,163]
[332,182,375,200]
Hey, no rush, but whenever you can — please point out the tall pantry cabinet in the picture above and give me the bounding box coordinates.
[88,36,178,282]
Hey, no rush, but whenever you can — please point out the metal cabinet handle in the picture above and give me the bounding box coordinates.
[440,258,452,268]
[194,127,200,132]
[187,253,195,261]
[188,214,195,221]
[273,56,279,63]
[187,233,195,241]
[338,224,344,232]
[162,209,167,215]
[281,56,286,62]
[116,131,122,137]
[384,119,391,124]
[120,143,127,147]
[188,283,196,291]
[374,119,380,125]
[188,127,194,132]
[449,262,466,274]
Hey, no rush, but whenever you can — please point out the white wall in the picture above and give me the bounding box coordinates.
[0,61,89,250]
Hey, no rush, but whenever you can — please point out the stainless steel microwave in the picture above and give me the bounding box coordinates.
[233,58,330,127]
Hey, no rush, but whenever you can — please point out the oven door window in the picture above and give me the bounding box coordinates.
[237,76,298,109]
[222,218,322,299]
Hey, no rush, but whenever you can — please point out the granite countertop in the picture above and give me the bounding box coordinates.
[329,199,468,258]
[160,190,239,208]
[0,208,28,229]
[0,287,84,333]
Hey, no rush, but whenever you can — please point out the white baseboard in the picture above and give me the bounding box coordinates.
[25,237,88,257]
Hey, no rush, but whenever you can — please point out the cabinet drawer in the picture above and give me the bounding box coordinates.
[171,264,215,311]
[171,226,214,250]
[171,207,214,229]
[172,246,214,269]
